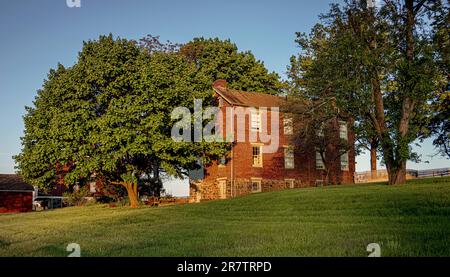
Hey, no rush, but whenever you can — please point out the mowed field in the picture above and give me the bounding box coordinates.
[1,177,449,257]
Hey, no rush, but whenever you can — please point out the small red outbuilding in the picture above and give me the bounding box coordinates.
[0,174,34,213]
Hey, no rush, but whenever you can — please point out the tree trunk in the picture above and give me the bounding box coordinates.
[367,1,419,186]
[124,183,139,208]
[385,0,416,186]
[111,181,140,208]
[387,161,406,185]
[153,164,162,197]
[325,168,331,186]
[370,140,378,179]
[324,159,336,185]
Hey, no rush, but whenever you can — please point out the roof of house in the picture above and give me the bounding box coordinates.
[212,80,286,108]
[0,174,34,192]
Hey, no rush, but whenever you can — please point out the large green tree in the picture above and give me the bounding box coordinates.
[16,34,283,207]
[15,35,228,208]
[288,0,447,184]
[420,3,450,158]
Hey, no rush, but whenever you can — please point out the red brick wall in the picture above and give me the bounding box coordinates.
[0,191,33,213]
[195,94,356,201]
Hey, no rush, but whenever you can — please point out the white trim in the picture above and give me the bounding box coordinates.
[250,110,262,132]
[284,146,295,169]
[285,179,295,189]
[283,115,293,135]
[250,178,262,193]
[213,87,235,106]
[339,120,348,140]
[316,149,325,170]
[341,151,350,171]
[252,145,263,168]
[217,179,227,199]
[251,143,264,146]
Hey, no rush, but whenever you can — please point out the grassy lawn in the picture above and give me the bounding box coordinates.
[1,177,449,257]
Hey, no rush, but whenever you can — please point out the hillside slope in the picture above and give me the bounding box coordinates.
[1,178,449,257]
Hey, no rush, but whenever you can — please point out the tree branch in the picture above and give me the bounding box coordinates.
[414,0,428,14]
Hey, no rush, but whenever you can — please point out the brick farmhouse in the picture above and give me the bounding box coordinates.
[190,80,356,201]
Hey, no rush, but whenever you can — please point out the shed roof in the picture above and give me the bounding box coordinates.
[0,174,34,192]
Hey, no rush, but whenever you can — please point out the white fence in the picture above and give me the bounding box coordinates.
[355,168,450,183]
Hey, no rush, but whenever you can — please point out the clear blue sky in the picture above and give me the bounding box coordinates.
[0,0,448,181]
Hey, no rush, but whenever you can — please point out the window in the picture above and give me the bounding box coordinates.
[284,115,293,135]
[285,179,295,189]
[250,110,261,132]
[218,179,227,199]
[341,151,349,171]
[316,151,325,170]
[339,121,348,140]
[251,179,262,193]
[284,146,295,169]
[252,146,263,167]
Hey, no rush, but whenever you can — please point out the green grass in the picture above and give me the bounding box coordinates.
[1,177,450,257]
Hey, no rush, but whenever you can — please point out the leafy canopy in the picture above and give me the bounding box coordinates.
[15,34,283,197]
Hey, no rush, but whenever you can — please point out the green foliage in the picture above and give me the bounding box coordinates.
[139,36,284,95]
[288,0,448,183]
[423,3,450,158]
[63,186,90,207]
[179,37,284,95]
[14,34,227,197]
[424,90,450,158]
[15,34,283,203]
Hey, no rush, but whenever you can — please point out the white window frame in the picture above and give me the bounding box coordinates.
[316,150,325,170]
[284,146,295,169]
[250,110,261,132]
[341,151,349,171]
[252,145,263,167]
[339,121,348,140]
[285,179,295,189]
[217,178,227,199]
[283,115,293,135]
[251,178,262,193]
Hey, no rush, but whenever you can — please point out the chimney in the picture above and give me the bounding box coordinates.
[213,79,227,90]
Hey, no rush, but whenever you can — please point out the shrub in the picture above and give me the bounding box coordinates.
[95,195,117,204]
[63,186,90,206]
